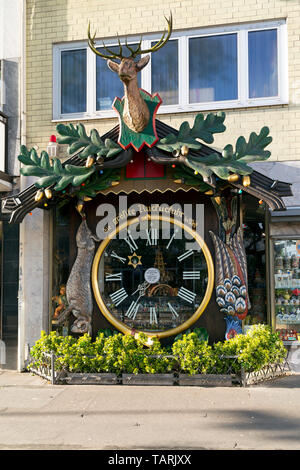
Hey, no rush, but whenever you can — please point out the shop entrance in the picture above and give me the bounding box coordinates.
[0,221,19,369]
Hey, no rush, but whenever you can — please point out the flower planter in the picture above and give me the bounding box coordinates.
[63,372,118,385]
[178,373,233,387]
[122,373,175,386]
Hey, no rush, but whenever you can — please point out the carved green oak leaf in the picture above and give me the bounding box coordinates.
[157,112,272,180]
[156,112,226,152]
[18,145,96,191]
[56,123,122,159]
[205,126,273,179]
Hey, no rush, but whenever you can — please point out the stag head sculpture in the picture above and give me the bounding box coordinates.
[88,15,172,133]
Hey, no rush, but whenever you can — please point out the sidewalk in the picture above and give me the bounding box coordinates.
[0,369,300,450]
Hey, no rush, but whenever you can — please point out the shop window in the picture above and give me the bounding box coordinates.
[61,49,87,114]
[274,240,300,343]
[51,204,71,334]
[242,194,267,327]
[189,33,237,103]
[151,39,178,105]
[53,19,287,121]
[248,29,278,98]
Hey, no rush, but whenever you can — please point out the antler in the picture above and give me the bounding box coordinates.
[87,22,125,60]
[87,13,173,61]
[135,14,173,56]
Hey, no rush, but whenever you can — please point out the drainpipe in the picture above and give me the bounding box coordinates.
[18,0,26,371]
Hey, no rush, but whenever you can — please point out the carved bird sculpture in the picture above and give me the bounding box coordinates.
[209,228,250,340]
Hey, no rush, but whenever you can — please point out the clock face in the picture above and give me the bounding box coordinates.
[92,215,214,338]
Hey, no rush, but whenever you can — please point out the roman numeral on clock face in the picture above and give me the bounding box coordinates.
[177,250,194,262]
[124,233,138,253]
[149,306,158,325]
[146,228,158,246]
[111,251,126,264]
[105,273,122,282]
[178,287,196,304]
[110,288,128,306]
[183,271,200,280]
[125,300,140,319]
[167,302,179,319]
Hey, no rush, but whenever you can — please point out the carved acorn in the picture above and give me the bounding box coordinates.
[243,175,251,187]
[180,145,189,156]
[228,174,239,183]
[35,189,44,202]
[85,156,95,168]
[45,188,52,199]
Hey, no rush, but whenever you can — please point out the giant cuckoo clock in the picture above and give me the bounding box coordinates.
[2,14,292,341]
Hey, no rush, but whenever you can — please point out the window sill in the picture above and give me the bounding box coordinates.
[52,99,289,123]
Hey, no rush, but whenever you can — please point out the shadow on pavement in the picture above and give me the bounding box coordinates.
[206,408,300,443]
[254,373,300,388]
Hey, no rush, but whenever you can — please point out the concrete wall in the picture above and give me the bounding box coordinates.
[25,0,300,164]
[0,0,21,175]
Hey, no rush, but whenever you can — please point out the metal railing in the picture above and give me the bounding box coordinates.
[28,351,291,387]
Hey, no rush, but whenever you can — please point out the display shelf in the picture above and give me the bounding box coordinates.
[275,286,300,290]
[275,304,300,307]
[283,341,300,346]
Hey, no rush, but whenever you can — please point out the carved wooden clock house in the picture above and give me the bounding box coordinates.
[1,15,292,343]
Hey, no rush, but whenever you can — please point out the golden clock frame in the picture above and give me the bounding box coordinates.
[92,214,214,339]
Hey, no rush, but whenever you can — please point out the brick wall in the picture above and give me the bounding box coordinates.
[25,0,300,165]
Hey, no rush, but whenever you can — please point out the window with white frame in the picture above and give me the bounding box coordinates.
[53,19,287,121]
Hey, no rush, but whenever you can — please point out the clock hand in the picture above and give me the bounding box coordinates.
[125,282,150,320]
[131,281,150,297]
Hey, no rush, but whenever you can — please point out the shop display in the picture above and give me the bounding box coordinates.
[52,284,68,319]
[274,240,300,342]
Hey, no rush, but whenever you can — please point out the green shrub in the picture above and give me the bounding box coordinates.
[28,324,287,376]
[102,332,174,375]
[172,332,215,375]
[139,334,175,374]
[212,324,287,373]
[28,331,76,371]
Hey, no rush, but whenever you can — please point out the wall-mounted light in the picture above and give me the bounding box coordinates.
[47,135,58,157]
